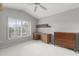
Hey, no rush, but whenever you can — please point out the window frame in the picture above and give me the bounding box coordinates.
[8,17,31,40]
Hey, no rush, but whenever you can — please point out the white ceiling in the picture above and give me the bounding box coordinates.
[3,3,79,19]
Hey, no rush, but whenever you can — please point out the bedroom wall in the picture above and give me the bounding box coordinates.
[38,7,79,35]
[0,8,38,48]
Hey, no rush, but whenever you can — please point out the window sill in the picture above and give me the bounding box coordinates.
[8,35,31,40]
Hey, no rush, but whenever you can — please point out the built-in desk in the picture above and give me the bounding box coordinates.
[32,32,40,40]
[32,32,51,44]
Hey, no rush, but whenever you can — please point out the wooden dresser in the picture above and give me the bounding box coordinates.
[32,32,40,40]
[41,34,51,44]
[33,32,51,43]
[54,32,77,50]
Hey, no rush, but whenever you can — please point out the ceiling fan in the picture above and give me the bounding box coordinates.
[28,3,47,12]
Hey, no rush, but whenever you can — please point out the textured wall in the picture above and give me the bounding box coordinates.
[38,8,79,34]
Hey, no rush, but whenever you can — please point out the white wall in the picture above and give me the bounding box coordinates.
[0,8,38,48]
[38,7,79,35]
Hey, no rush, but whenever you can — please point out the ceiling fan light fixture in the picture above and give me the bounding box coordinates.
[27,3,47,12]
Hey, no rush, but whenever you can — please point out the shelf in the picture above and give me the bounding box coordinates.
[36,24,51,28]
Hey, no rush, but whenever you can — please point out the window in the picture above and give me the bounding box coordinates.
[8,17,31,40]
[16,19,22,37]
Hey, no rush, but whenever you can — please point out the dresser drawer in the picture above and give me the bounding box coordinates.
[54,33,64,39]
[55,34,75,40]
[55,40,63,45]
[56,38,75,43]
[55,40,66,47]
[63,42,75,49]
[64,34,75,40]
[55,40,75,49]
[63,39,75,43]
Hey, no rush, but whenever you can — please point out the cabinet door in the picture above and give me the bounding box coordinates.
[54,32,63,45]
[63,33,75,49]
[63,41,75,49]
[55,40,63,47]
[41,34,51,43]
[41,34,48,43]
[33,33,40,40]
[64,33,75,40]
[55,32,63,39]
[55,39,75,49]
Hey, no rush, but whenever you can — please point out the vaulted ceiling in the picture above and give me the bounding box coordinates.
[3,3,79,19]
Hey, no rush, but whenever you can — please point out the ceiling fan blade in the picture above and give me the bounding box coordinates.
[39,4,47,10]
[34,5,37,12]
